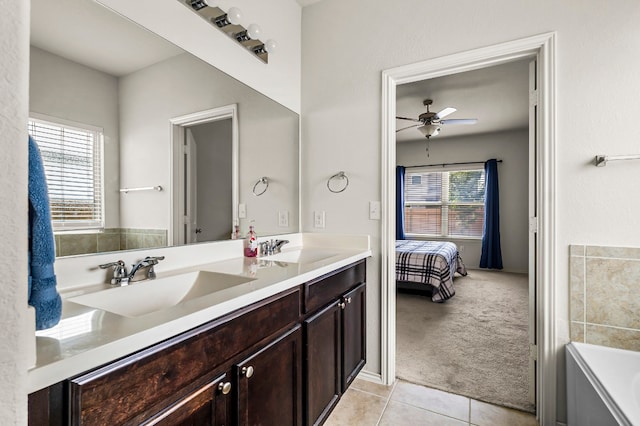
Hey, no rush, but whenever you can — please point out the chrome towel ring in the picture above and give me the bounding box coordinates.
[327,171,349,193]
[253,177,269,196]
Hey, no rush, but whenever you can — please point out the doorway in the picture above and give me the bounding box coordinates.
[169,105,239,246]
[380,33,557,424]
[394,57,533,411]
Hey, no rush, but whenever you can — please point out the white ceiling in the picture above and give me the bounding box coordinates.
[396,59,530,143]
[30,0,183,77]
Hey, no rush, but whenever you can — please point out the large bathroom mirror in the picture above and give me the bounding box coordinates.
[29,0,300,257]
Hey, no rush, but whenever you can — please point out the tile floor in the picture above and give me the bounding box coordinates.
[325,379,538,426]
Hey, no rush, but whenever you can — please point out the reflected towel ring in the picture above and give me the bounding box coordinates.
[252,177,269,196]
[327,171,349,193]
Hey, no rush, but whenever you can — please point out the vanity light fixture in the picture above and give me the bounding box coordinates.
[213,7,242,28]
[179,0,276,64]
[189,0,208,11]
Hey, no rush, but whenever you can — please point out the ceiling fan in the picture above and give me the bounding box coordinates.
[396,99,478,139]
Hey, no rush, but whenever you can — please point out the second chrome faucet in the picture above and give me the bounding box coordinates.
[99,256,165,286]
[258,239,289,256]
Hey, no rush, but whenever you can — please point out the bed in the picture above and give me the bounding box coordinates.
[395,240,467,302]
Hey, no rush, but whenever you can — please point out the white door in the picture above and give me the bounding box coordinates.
[527,58,538,407]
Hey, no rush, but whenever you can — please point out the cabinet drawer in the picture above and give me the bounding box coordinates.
[304,260,365,314]
[69,287,301,425]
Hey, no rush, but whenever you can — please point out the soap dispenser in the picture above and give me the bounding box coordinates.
[231,221,240,240]
[244,222,258,257]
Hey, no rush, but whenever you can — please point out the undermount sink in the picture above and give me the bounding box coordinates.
[68,271,254,318]
[262,248,337,264]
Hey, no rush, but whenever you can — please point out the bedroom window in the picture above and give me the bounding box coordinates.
[404,168,485,238]
[28,114,104,232]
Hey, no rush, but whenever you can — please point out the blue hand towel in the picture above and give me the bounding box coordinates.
[28,135,62,330]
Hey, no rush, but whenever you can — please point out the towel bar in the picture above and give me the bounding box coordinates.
[119,186,163,194]
[594,154,640,167]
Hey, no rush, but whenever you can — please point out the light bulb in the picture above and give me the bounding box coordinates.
[247,24,262,40]
[264,39,277,53]
[227,7,242,25]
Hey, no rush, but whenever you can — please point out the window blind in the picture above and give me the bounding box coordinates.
[28,116,104,231]
[404,168,485,238]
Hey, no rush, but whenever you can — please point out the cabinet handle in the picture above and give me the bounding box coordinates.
[242,365,254,378]
[345,297,352,304]
[338,301,346,309]
[218,381,232,395]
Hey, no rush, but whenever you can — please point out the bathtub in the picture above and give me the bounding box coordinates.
[566,342,640,426]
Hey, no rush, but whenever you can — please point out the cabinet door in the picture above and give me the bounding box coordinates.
[341,283,366,392]
[304,301,342,426]
[236,326,303,426]
[142,373,231,426]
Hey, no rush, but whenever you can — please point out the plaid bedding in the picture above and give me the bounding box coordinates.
[395,240,467,302]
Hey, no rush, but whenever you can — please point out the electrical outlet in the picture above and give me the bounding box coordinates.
[238,203,246,219]
[369,201,381,220]
[314,211,325,228]
[278,210,289,227]
[459,245,465,253]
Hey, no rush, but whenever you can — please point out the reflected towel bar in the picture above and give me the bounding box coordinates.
[119,186,163,194]
[595,154,640,167]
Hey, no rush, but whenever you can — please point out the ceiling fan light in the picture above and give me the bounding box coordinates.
[418,124,441,138]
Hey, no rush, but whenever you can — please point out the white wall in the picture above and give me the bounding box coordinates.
[397,129,529,272]
[301,0,640,422]
[118,52,299,236]
[0,0,28,423]
[29,46,121,228]
[98,0,301,113]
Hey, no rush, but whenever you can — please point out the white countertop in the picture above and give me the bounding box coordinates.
[29,233,371,393]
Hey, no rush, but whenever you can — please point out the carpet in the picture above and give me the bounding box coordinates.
[395,269,534,413]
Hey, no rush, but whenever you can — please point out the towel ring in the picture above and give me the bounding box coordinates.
[252,177,269,196]
[327,171,349,193]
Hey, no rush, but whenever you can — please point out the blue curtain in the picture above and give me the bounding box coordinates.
[396,166,406,240]
[480,159,503,269]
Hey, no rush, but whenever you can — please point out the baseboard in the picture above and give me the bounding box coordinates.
[357,369,383,384]
[557,422,566,426]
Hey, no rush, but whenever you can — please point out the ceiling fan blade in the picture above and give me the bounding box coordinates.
[396,116,422,122]
[396,124,421,133]
[435,107,456,119]
[440,118,478,125]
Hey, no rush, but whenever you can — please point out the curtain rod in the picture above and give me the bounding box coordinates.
[404,159,502,169]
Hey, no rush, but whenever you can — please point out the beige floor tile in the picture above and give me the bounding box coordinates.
[379,400,468,426]
[470,399,538,426]
[324,388,387,426]
[390,380,470,422]
[351,378,395,399]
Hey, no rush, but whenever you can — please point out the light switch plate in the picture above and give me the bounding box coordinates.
[278,210,289,227]
[238,203,246,219]
[369,201,381,220]
[314,211,325,228]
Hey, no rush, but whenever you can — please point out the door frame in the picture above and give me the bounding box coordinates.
[380,33,556,424]
[169,104,239,246]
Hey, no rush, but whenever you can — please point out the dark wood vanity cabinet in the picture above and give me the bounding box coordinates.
[340,283,367,391]
[141,373,231,426]
[304,281,366,426]
[235,326,303,426]
[28,259,366,426]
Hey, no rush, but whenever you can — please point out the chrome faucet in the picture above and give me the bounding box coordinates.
[259,239,290,256]
[99,256,165,286]
[128,256,165,282]
[99,260,128,286]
